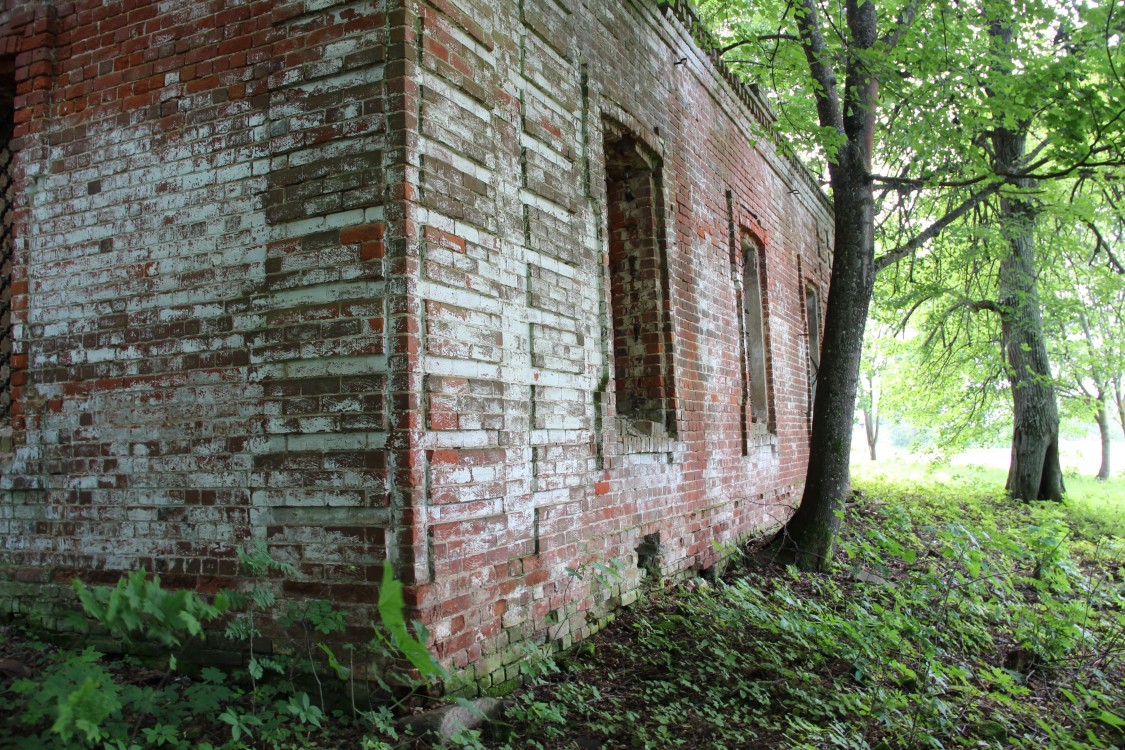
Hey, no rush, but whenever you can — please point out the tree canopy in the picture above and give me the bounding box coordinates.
[697,0,1125,568]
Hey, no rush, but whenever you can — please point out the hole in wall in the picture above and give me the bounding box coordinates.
[635,532,661,581]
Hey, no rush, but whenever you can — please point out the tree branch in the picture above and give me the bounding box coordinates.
[880,0,921,50]
[872,172,993,190]
[718,35,801,57]
[874,184,1001,272]
[1083,220,1125,274]
[921,299,1003,350]
[718,39,754,54]
[966,300,1003,314]
[758,33,801,43]
[794,0,844,135]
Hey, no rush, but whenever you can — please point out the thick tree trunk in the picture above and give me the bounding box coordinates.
[782,147,875,568]
[990,12,1064,503]
[996,234,1065,500]
[994,206,1065,499]
[992,152,1065,500]
[1095,396,1111,481]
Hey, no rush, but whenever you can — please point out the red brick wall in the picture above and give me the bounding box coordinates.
[0,0,833,686]
[0,0,401,613]
[403,0,832,685]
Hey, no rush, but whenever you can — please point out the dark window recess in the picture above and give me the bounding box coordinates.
[804,284,821,419]
[603,122,675,436]
[742,236,771,427]
[0,66,14,424]
[635,532,662,581]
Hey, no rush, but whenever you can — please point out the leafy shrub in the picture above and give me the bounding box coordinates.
[0,553,453,750]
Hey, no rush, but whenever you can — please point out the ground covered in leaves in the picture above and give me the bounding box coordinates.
[485,470,1125,749]
[2,467,1123,749]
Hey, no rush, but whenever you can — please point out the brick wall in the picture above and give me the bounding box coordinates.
[403,0,832,686]
[0,0,833,688]
[0,0,401,621]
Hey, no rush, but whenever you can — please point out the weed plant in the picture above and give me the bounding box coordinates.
[0,549,448,750]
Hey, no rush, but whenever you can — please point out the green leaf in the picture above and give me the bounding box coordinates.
[200,667,226,684]
[318,643,351,680]
[377,561,446,680]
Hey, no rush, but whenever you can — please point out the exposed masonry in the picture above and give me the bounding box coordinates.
[1,58,13,429]
[0,0,832,689]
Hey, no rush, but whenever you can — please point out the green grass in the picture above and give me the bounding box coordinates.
[1063,475,1125,542]
[3,464,1122,749]
[852,457,1125,543]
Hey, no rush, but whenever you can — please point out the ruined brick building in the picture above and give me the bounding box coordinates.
[0,0,832,685]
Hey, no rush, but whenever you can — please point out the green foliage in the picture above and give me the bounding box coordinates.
[487,471,1125,749]
[10,648,123,747]
[71,569,228,652]
[704,0,1125,500]
[1,546,455,750]
[375,559,446,681]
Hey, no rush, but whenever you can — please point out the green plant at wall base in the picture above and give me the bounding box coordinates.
[375,559,446,681]
[0,552,457,749]
[9,648,123,747]
[71,569,229,655]
[564,555,627,589]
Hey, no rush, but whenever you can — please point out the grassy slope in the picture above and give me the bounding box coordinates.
[484,465,1125,750]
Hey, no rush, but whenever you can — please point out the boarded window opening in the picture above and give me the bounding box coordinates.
[1,61,14,426]
[804,284,821,421]
[742,236,772,431]
[603,123,675,436]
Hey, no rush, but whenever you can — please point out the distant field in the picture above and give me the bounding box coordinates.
[851,438,1125,540]
[852,432,1125,477]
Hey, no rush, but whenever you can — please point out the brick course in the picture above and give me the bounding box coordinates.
[0,0,832,686]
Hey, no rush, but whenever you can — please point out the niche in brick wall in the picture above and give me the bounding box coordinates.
[741,234,773,433]
[602,120,675,438]
[0,58,14,429]
[804,283,821,423]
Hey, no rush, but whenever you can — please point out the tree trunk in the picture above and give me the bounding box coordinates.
[783,161,874,568]
[995,209,1065,501]
[863,371,878,461]
[1115,377,1125,443]
[864,411,878,461]
[1095,395,1111,481]
[780,0,878,570]
[990,13,1065,503]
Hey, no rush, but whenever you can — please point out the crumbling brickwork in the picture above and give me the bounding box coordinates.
[0,0,832,687]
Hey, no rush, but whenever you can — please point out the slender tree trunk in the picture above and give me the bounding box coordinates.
[1095,393,1111,481]
[863,371,878,461]
[990,12,1064,503]
[1115,377,1125,442]
[865,412,878,461]
[783,156,874,568]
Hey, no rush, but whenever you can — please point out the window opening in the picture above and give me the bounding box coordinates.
[742,236,771,430]
[603,121,675,436]
[804,284,821,421]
